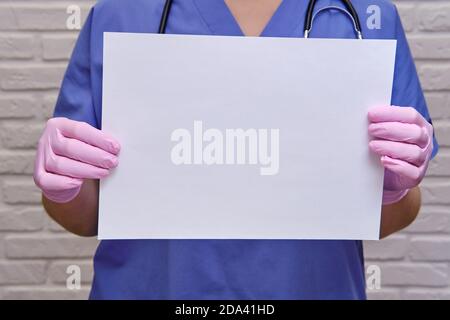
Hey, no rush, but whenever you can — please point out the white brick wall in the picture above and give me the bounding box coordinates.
[0,0,448,300]
[365,1,450,299]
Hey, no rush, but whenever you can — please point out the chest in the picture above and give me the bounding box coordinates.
[224,0,283,36]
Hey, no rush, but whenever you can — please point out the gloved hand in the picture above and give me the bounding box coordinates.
[33,118,120,203]
[368,106,434,205]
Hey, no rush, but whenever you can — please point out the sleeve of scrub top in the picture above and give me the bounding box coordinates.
[53,9,99,129]
[391,6,439,159]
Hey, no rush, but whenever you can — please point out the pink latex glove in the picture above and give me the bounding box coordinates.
[368,106,434,205]
[33,118,120,203]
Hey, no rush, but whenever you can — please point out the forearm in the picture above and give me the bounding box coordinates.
[42,179,99,237]
[380,186,421,239]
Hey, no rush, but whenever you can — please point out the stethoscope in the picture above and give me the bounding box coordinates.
[158,0,363,39]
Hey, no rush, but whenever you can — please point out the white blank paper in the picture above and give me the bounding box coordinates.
[99,33,397,240]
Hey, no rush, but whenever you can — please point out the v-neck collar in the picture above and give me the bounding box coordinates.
[193,0,304,37]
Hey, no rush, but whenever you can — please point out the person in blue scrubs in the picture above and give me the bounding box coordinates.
[36,0,438,299]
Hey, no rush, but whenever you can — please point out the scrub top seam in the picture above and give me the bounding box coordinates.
[191,0,216,35]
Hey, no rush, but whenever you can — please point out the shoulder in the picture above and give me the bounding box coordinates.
[89,0,166,32]
[352,0,399,18]
[352,0,399,21]
[93,0,164,12]
[352,0,397,11]
[349,0,401,38]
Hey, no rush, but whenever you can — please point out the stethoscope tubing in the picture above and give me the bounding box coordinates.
[157,0,363,39]
[158,0,174,34]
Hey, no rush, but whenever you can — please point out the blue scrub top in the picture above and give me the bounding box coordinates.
[54,0,439,300]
